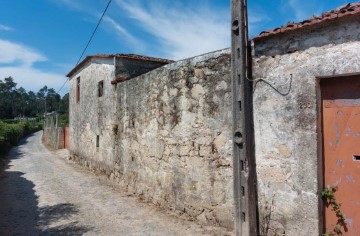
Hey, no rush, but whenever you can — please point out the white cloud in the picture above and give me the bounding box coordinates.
[0,39,46,67]
[247,8,271,36]
[56,0,144,54]
[249,15,264,24]
[288,0,309,21]
[0,39,68,94]
[56,0,83,11]
[115,0,230,60]
[103,16,145,50]
[103,16,129,37]
[286,0,323,22]
[0,66,68,94]
[57,0,267,59]
[0,24,13,31]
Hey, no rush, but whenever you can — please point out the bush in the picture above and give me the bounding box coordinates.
[2,119,18,124]
[0,120,42,155]
[59,114,69,127]
[37,122,44,130]
[4,124,23,145]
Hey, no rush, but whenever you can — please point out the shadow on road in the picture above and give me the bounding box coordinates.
[0,132,35,160]
[38,203,94,235]
[0,135,93,235]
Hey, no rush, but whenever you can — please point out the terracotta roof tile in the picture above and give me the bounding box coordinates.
[67,54,173,78]
[253,2,360,41]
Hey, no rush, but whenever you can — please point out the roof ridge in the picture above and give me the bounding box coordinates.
[253,1,360,40]
[66,53,173,77]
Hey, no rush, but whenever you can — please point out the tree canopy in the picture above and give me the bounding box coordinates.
[0,76,68,119]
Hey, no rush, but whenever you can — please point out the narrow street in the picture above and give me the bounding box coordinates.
[0,131,231,235]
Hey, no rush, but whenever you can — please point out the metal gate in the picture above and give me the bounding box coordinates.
[322,75,360,235]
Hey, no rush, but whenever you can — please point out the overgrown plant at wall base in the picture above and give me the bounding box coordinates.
[322,186,346,236]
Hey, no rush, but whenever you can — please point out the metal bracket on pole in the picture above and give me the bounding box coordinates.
[231,0,258,235]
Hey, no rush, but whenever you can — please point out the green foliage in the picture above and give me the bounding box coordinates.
[0,120,42,155]
[4,124,22,145]
[322,186,346,236]
[0,77,69,120]
[0,76,69,155]
[58,113,69,127]
[2,119,18,124]
[37,122,44,130]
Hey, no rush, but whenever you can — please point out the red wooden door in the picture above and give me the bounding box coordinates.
[64,127,70,149]
[322,75,360,235]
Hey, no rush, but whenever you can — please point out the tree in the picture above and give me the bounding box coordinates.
[0,77,69,121]
[58,93,69,114]
[37,86,48,114]
[46,88,61,112]
[4,77,17,91]
[0,77,16,118]
[25,91,38,117]
[14,87,28,116]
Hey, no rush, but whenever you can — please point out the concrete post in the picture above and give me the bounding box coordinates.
[231,0,258,235]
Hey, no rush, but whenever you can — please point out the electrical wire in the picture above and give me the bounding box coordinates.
[253,74,293,96]
[57,0,112,94]
[57,77,69,95]
[75,0,112,66]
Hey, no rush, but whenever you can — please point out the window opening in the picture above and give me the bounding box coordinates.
[76,77,80,103]
[96,135,100,148]
[98,80,104,97]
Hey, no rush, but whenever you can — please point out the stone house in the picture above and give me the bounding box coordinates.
[66,2,360,235]
[67,54,172,174]
[67,51,235,229]
[252,2,360,235]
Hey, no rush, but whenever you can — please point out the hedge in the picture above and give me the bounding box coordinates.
[0,121,42,155]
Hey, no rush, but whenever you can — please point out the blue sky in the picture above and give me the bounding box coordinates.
[0,0,352,95]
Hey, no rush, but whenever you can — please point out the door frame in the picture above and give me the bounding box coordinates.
[316,72,360,233]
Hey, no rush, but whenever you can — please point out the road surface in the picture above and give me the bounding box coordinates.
[0,131,232,235]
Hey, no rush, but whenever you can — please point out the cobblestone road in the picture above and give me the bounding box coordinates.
[0,132,232,235]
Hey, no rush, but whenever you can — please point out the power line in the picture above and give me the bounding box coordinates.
[57,0,112,94]
[75,0,112,66]
[57,76,69,95]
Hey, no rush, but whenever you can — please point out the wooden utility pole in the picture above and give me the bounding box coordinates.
[231,0,258,235]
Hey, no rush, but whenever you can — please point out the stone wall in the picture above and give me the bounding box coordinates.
[252,17,360,235]
[43,127,64,150]
[113,49,234,228]
[68,50,234,228]
[68,57,172,176]
[43,112,65,150]
[69,58,117,174]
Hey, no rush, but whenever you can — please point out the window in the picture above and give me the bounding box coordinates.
[76,77,80,103]
[98,80,104,97]
[96,135,99,148]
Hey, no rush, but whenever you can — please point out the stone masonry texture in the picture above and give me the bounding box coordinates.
[252,16,360,235]
[67,13,360,234]
[68,50,234,229]
[69,58,117,175]
[43,113,64,150]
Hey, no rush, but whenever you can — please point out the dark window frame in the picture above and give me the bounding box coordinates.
[76,77,80,103]
[96,135,99,148]
[98,80,104,97]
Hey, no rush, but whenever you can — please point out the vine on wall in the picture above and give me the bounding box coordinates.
[322,186,346,236]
